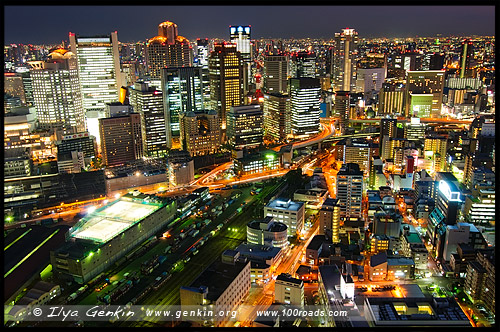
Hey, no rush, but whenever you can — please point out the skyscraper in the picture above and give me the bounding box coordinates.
[99,112,143,166]
[334,91,350,135]
[378,82,405,115]
[263,93,291,143]
[195,38,209,68]
[162,66,205,144]
[226,104,264,150]
[263,52,288,95]
[230,26,252,95]
[289,78,321,136]
[333,28,359,92]
[405,70,445,118]
[29,48,85,134]
[146,21,193,84]
[179,110,221,156]
[69,32,121,114]
[319,198,341,243]
[336,163,363,223]
[128,81,168,158]
[379,117,398,162]
[290,51,316,78]
[459,39,474,79]
[208,43,244,131]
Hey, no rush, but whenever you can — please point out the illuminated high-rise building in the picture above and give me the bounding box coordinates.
[162,67,205,144]
[290,51,316,78]
[146,21,193,84]
[336,163,363,223]
[333,28,359,92]
[319,198,341,243]
[69,32,121,114]
[195,38,209,68]
[179,110,221,156]
[459,39,474,79]
[4,73,26,105]
[334,91,350,135]
[263,52,288,95]
[230,25,252,94]
[378,82,405,115]
[380,117,397,161]
[226,104,263,150]
[128,81,168,158]
[29,48,85,134]
[263,93,290,143]
[229,26,251,61]
[289,78,321,136]
[208,43,244,131]
[405,70,445,118]
[99,112,143,166]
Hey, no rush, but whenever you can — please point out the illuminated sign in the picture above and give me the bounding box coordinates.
[77,38,111,43]
[438,180,461,202]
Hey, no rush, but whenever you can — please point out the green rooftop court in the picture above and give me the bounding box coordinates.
[68,194,165,244]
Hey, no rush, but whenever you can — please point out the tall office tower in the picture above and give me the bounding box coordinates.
[424,135,448,173]
[405,70,445,118]
[128,81,168,158]
[338,138,377,175]
[195,39,211,109]
[146,21,193,83]
[69,32,121,114]
[336,163,363,223]
[378,82,405,115]
[333,28,359,92]
[99,112,143,166]
[319,198,341,243]
[355,67,386,93]
[427,173,464,251]
[263,93,291,143]
[208,43,244,131]
[230,25,252,93]
[289,78,320,137]
[404,117,426,141]
[195,38,209,68]
[428,53,445,70]
[179,110,221,156]
[19,71,34,107]
[290,51,316,78]
[29,49,85,135]
[263,52,288,94]
[162,67,205,144]
[379,117,398,162]
[459,39,474,79]
[226,104,263,150]
[334,91,350,135]
[4,73,27,105]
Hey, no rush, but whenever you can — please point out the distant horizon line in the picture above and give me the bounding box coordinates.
[4,34,496,46]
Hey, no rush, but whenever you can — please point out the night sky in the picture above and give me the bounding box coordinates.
[4,5,496,45]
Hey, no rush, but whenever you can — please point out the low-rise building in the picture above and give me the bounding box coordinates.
[364,297,470,326]
[386,257,415,280]
[264,198,305,237]
[246,217,289,250]
[180,250,251,327]
[275,273,304,306]
[51,192,176,283]
[293,188,328,209]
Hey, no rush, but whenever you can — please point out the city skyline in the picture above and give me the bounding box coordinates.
[4,5,496,44]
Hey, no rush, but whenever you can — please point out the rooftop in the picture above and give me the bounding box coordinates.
[68,193,169,244]
[183,259,250,302]
[266,198,304,211]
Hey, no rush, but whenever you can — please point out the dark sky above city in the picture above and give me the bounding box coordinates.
[4,5,496,44]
